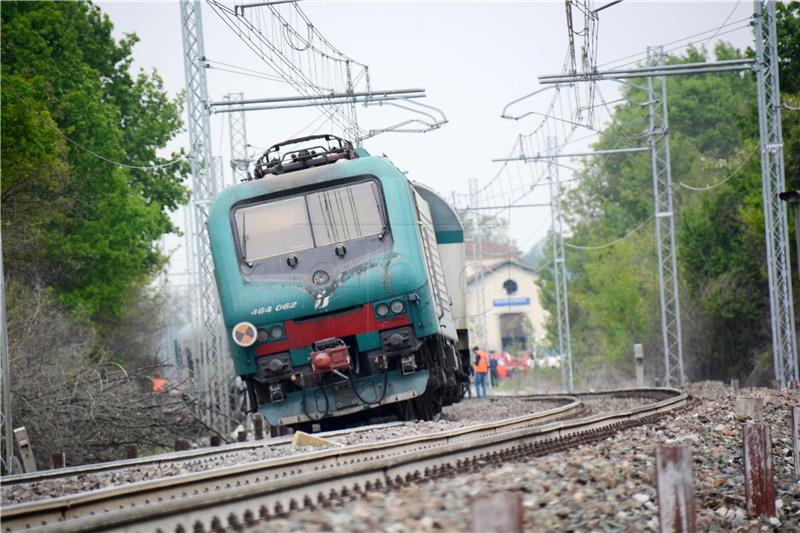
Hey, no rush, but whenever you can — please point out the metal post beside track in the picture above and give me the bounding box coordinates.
[742,422,776,518]
[655,444,697,533]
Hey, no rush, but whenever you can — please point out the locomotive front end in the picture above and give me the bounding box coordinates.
[208,136,458,429]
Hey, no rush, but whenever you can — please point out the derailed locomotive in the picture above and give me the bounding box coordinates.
[208,135,470,429]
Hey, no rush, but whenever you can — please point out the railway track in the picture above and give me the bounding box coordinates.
[2,388,687,533]
[1,420,410,487]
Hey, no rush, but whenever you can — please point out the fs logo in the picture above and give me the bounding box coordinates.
[314,291,330,310]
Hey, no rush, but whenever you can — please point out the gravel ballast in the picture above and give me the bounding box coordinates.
[256,383,800,532]
[1,397,563,505]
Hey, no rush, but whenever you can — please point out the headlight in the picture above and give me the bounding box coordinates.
[232,322,257,347]
[390,300,404,314]
[375,303,390,317]
[269,325,284,339]
[256,328,269,342]
[312,270,330,285]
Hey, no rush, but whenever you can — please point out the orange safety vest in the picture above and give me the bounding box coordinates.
[474,351,489,373]
[152,378,167,393]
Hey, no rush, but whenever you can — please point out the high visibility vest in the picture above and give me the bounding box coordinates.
[474,351,489,373]
[152,378,167,393]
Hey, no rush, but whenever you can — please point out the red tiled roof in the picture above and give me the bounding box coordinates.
[464,237,520,261]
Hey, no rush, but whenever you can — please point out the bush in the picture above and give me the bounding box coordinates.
[3,281,208,470]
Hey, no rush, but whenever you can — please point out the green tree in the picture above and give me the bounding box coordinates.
[535,32,800,383]
[1,1,189,318]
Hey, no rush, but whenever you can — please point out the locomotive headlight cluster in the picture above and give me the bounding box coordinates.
[374,299,405,318]
[255,325,285,342]
[237,323,285,346]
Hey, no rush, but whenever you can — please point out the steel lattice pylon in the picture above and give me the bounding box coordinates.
[755,0,798,388]
[547,137,574,393]
[225,93,249,186]
[647,46,684,387]
[180,0,231,432]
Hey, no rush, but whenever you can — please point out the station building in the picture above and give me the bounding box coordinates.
[464,239,549,354]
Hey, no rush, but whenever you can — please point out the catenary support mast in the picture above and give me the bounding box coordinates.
[180,0,231,431]
[547,137,574,393]
[225,93,249,186]
[647,46,684,387]
[0,228,13,472]
[755,0,798,387]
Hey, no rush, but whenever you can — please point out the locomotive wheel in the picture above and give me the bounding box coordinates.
[412,395,434,420]
[412,389,442,421]
[395,399,416,421]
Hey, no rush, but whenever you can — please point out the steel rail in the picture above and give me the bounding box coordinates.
[2,389,685,532]
[0,420,408,486]
[2,395,579,531]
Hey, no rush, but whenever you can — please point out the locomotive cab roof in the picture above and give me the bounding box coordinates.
[252,134,359,179]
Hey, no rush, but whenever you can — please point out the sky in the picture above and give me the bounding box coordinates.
[97,0,756,274]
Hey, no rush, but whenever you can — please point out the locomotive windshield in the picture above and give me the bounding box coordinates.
[233,180,385,263]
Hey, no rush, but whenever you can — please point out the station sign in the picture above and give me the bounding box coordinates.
[492,297,531,307]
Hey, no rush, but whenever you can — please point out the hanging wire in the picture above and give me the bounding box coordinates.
[564,214,653,250]
[677,146,758,191]
[5,90,187,170]
[597,20,752,71]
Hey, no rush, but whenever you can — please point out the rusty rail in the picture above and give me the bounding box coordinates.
[1,420,412,486]
[2,389,685,533]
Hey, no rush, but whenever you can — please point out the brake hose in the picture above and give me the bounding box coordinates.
[348,365,390,407]
[301,381,330,421]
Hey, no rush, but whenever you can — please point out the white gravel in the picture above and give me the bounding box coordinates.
[1,397,563,505]
[255,383,800,532]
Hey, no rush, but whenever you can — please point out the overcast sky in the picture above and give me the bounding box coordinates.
[97,0,756,273]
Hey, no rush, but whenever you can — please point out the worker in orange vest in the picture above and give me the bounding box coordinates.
[472,346,489,398]
[152,372,167,393]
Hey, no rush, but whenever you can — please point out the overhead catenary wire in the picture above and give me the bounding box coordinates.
[697,0,743,49]
[564,214,653,251]
[677,146,758,191]
[206,60,329,90]
[596,15,752,70]
[7,90,187,171]
[206,0,362,139]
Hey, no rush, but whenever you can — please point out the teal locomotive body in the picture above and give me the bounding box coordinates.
[208,136,470,428]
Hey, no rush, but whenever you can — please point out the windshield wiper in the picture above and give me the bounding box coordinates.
[241,212,254,267]
[378,224,388,241]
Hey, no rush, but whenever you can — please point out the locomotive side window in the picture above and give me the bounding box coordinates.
[234,196,314,262]
[307,181,383,246]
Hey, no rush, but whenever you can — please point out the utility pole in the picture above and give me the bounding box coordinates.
[180,0,230,432]
[225,93,249,185]
[469,178,488,348]
[547,137,574,393]
[533,2,797,389]
[647,46,684,387]
[755,0,798,387]
[0,228,14,473]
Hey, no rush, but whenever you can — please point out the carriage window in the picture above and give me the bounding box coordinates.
[234,196,313,262]
[307,181,384,246]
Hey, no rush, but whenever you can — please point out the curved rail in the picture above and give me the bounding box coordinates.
[2,389,686,533]
[1,420,410,486]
